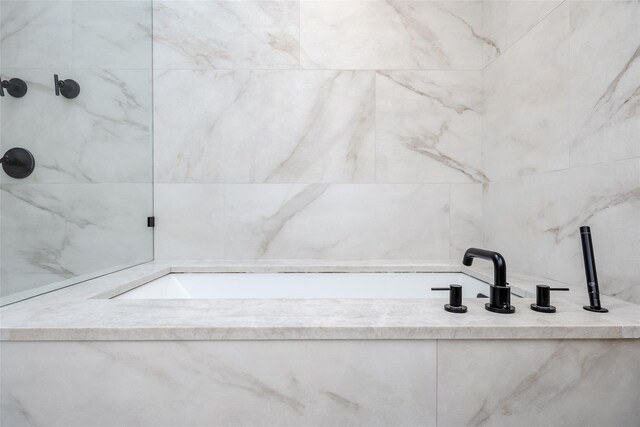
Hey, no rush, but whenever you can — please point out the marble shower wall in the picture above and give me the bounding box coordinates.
[153,0,490,260]
[482,1,640,303]
[0,1,154,299]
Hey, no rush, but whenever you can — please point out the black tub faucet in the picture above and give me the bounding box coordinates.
[462,248,515,314]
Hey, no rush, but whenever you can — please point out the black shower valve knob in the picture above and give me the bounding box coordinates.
[54,74,80,99]
[0,77,28,98]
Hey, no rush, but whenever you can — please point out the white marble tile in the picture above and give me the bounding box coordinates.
[0,68,152,184]
[153,1,299,69]
[154,69,375,183]
[568,0,640,167]
[1,340,437,426]
[223,183,450,259]
[450,183,483,260]
[482,0,562,65]
[483,2,571,180]
[483,159,640,304]
[0,1,72,69]
[0,183,153,289]
[375,70,484,183]
[300,1,487,70]
[154,183,224,259]
[438,339,640,427]
[72,1,152,69]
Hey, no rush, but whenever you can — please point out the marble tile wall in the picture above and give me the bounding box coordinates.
[153,0,490,261]
[3,339,639,426]
[1,340,438,426]
[482,1,640,303]
[438,339,640,426]
[0,1,154,297]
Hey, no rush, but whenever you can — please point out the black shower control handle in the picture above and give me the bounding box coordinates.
[54,74,80,99]
[54,74,60,96]
[0,77,28,98]
[431,284,467,313]
[530,285,569,313]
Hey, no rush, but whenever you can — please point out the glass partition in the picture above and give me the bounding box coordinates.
[0,0,153,305]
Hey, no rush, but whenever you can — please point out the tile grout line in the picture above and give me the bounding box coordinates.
[436,339,439,426]
[483,0,568,71]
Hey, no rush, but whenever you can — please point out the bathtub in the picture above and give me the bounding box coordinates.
[113,272,501,299]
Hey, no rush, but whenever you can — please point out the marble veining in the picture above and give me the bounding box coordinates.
[154,70,375,183]
[376,71,485,184]
[153,184,451,260]
[568,1,640,166]
[153,1,300,70]
[0,184,153,297]
[300,1,487,70]
[483,2,571,181]
[0,340,437,426]
[482,1,640,306]
[438,340,640,426]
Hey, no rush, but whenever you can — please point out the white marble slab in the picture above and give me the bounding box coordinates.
[483,2,571,181]
[1,340,437,427]
[375,71,484,184]
[154,184,225,259]
[154,1,299,69]
[482,0,562,65]
[73,1,152,69]
[155,183,451,260]
[300,1,487,70]
[450,184,483,260]
[222,183,450,260]
[568,0,640,167]
[438,339,640,426]
[154,69,375,183]
[0,184,153,297]
[0,1,72,69]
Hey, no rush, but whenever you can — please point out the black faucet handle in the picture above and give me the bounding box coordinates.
[0,77,28,98]
[531,284,569,313]
[431,284,467,313]
[54,74,80,99]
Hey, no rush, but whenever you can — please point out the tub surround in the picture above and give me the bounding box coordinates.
[3,339,639,427]
[1,261,639,341]
[3,261,639,426]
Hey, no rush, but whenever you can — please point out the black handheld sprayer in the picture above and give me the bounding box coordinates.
[580,226,608,313]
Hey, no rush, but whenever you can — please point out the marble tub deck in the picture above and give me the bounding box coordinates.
[1,260,639,341]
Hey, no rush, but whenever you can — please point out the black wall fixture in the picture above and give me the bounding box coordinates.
[0,77,28,98]
[1,148,35,179]
[54,74,80,99]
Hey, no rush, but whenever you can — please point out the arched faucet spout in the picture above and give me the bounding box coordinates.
[462,248,507,287]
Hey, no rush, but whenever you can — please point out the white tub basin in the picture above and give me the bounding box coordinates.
[114,272,495,300]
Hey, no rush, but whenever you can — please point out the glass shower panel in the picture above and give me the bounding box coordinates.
[0,0,153,304]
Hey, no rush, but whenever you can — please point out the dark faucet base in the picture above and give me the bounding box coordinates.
[531,303,556,313]
[583,306,608,313]
[444,304,468,313]
[485,303,516,314]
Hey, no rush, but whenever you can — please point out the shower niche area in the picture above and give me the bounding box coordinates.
[0,1,154,304]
